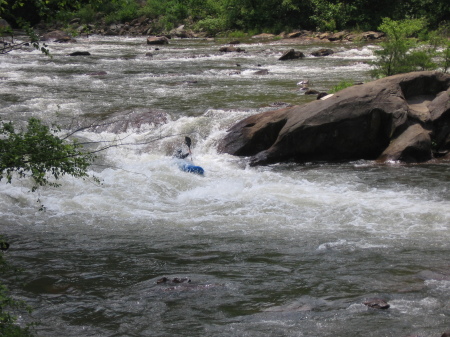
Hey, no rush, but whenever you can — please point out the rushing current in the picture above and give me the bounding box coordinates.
[1,35,449,337]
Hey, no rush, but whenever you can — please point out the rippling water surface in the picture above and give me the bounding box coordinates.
[1,35,449,337]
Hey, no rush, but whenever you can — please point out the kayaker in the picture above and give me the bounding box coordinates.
[174,148,189,159]
[173,136,192,160]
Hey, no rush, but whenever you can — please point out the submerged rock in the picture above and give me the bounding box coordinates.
[89,109,169,133]
[69,51,90,56]
[219,71,450,165]
[363,298,390,309]
[254,69,269,75]
[156,277,191,284]
[85,71,107,76]
[219,46,245,53]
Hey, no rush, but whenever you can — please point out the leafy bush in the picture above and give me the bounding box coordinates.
[138,0,165,19]
[77,5,97,24]
[0,237,35,337]
[370,18,430,78]
[194,16,225,36]
[309,0,354,31]
[0,118,95,192]
[430,23,450,73]
[104,1,139,24]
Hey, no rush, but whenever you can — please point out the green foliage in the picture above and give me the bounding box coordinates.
[0,284,34,337]
[441,43,450,73]
[137,0,165,19]
[429,23,450,73]
[76,5,97,24]
[370,18,429,78]
[137,0,189,30]
[3,0,450,37]
[194,16,226,36]
[0,118,96,192]
[371,18,450,77]
[0,20,49,55]
[104,0,139,24]
[330,79,355,93]
[309,0,355,32]
[0,237,35,337]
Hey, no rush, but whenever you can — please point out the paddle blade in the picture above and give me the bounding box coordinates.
[185,136,192,148]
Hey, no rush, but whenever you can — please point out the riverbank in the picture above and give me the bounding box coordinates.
[32,17,385,45]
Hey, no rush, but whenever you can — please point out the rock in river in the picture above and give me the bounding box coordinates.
[311,48,334,57]
[69,51,90,56]
[279,49,305,61]
[218,71,450,165]
[363,298,390,309]
[147,36,169,45]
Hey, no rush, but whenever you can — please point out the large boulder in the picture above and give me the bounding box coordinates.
[218,71,450,165]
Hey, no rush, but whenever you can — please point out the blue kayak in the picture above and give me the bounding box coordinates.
[175,159,204,175]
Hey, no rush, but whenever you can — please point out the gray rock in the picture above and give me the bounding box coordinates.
[279,49,305,61]
[311,48,334,57]
[219,46,245,53]
[68,51,90,56]
[146,36,169,45]
[378,124,432,163]
[218,71,450,165]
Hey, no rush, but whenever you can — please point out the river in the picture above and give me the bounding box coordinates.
[1,35,449,337]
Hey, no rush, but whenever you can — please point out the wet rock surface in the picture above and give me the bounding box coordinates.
[219,71,450,165]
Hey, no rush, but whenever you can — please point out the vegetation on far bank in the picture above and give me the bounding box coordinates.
[2,0,450,37]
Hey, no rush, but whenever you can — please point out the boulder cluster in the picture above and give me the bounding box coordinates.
[219,71,450,165]
[255,30,385,43]
[38,18,200,40]
[36,16,386,44]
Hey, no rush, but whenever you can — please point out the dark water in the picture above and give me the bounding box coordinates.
[1,36,450,336]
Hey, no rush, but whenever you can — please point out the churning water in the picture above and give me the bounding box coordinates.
[1,35,449,337]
